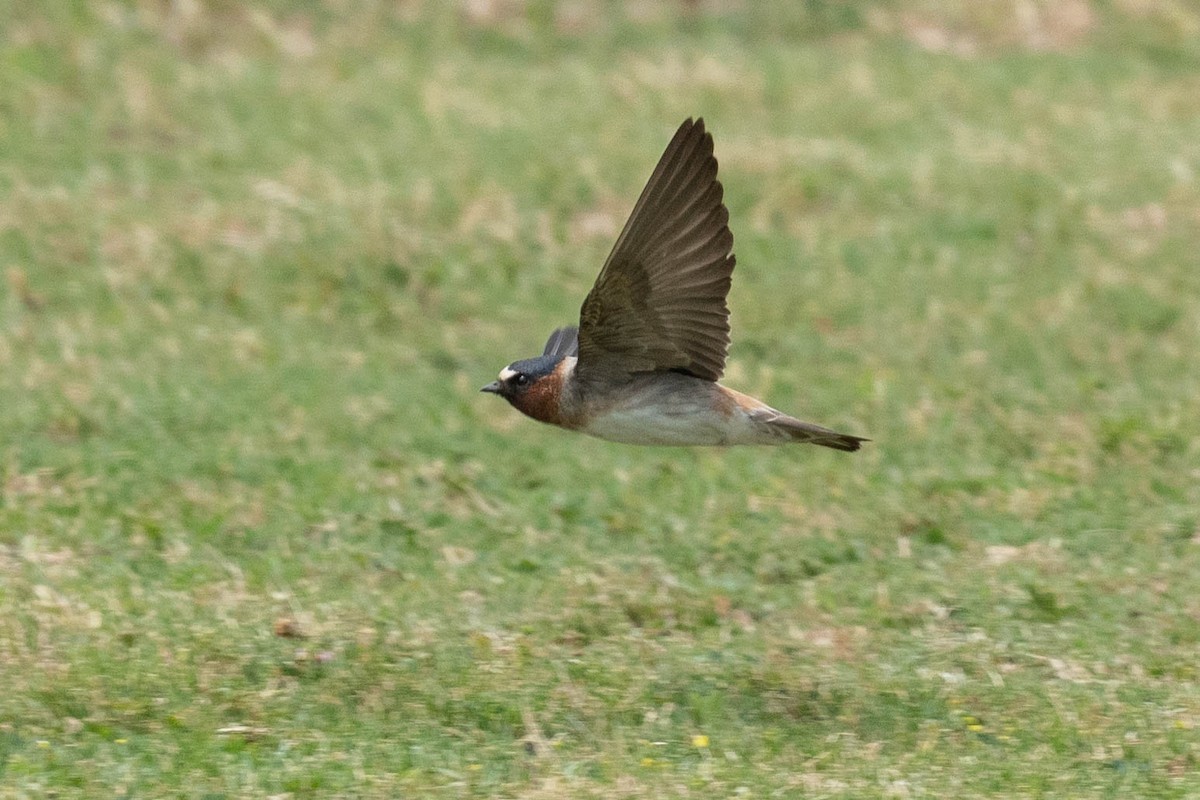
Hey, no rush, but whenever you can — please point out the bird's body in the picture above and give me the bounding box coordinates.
[574,371,753,447]
[483,118,867,453]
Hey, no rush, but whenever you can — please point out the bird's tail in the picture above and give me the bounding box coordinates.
[766,414,868,452]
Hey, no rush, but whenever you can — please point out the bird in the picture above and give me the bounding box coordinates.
[481,117,867,452]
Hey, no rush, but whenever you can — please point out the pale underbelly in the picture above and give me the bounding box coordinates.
[578,403,770,446]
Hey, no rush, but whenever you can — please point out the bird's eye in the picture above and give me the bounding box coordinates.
[514,373,529,387]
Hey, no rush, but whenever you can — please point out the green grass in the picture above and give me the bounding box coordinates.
[3,1,1199,796]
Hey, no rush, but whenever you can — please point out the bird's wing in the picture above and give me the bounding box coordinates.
[542,325,579,358]
[575,118,735,386]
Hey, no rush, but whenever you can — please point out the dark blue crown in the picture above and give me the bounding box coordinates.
[508,353,561,379]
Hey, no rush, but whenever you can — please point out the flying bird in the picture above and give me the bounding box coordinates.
[482,118,867,452]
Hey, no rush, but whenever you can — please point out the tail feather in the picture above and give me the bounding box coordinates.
[765,414,868,452]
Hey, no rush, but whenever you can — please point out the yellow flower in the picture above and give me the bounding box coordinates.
[692,734,710,748]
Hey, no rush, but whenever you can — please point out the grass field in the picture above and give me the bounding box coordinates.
[3,1,1200,796]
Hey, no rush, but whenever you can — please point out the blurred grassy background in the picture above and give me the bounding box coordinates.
[2,1,1199,796]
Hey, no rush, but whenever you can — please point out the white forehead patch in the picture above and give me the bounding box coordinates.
[499,366,518,381]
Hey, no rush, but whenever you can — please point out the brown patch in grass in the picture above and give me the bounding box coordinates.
[874,0,1096,55]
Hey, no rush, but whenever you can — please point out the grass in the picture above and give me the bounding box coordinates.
[2,1,1199,796]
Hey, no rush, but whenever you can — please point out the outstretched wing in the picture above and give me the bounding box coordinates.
[575,118,735,386]
[542,325,579,358]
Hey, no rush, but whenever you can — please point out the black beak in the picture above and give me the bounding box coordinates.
[480,381,503,394]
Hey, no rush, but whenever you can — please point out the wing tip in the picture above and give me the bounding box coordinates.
[542,325,580,358]
[676,116,713,152]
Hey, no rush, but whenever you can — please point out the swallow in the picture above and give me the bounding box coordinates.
[482,118,867,452]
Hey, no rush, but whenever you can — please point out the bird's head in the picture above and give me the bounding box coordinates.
[481,354,567,422]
